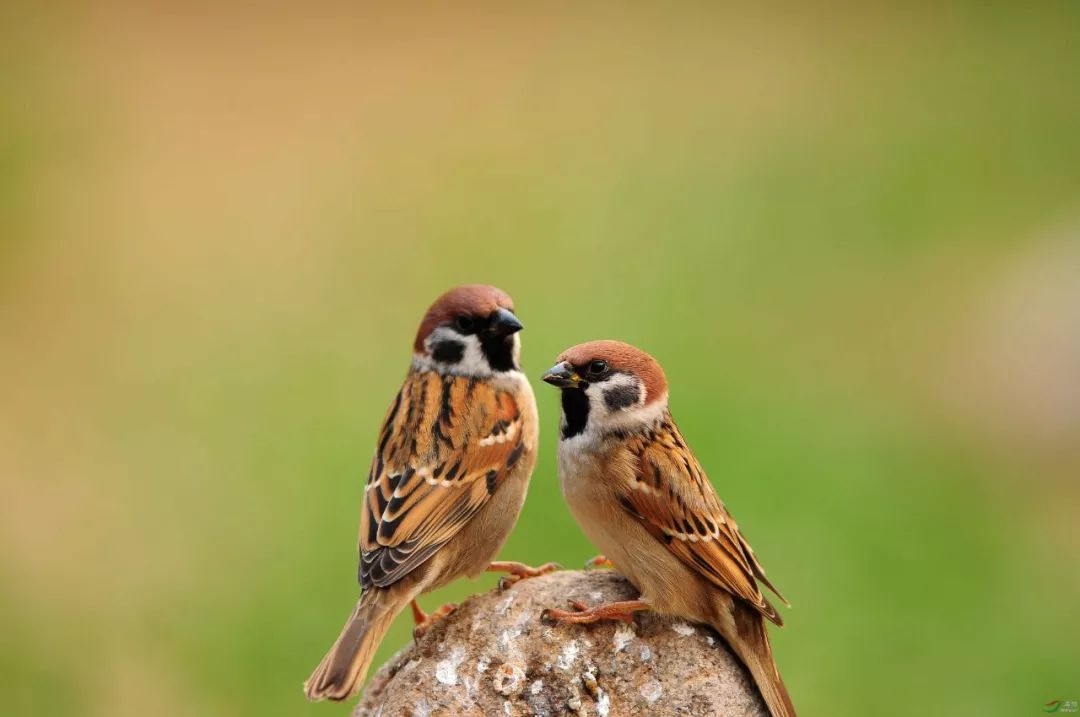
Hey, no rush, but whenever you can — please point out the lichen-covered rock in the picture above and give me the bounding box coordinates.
[353,570,768,717]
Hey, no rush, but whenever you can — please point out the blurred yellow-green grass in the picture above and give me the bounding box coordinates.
[2,4,1079,716]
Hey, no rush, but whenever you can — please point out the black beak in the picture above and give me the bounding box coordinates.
[541,361,581,388]
[488,307,524,336]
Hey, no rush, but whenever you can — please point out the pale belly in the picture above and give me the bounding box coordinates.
[558,449,652,593]
[558,444,714,619]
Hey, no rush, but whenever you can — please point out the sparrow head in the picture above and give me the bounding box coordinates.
[413,284,524,375]
[542,340,668,439]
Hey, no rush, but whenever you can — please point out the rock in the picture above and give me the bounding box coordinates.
[352,570,768,717]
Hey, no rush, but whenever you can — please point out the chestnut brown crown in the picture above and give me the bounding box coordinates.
[413,284,515,353]
[556,340,668,405]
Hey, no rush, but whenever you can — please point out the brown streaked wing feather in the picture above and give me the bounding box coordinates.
[358,371,526,589]
[619,415,785,625]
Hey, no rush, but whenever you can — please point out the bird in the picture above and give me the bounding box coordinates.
[304,285,554,702]
[540,340,796,717]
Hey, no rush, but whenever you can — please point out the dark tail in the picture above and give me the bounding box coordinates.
[721,600,797,717]
[304,588,400,701]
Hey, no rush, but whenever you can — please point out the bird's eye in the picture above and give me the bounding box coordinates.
[454,316,475,333]
[587,359,608,375]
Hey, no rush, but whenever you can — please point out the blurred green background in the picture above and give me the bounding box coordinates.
[2,3,1079,716]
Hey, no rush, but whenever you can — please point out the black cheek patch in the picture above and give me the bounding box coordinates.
[432,340,465,364]
[603,384,640,411]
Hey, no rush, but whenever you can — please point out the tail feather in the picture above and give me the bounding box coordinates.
[721,600,797,717]
[304,589,400,702]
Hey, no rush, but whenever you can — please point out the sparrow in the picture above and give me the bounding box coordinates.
[305,285,553,702]
[541,340,796,717]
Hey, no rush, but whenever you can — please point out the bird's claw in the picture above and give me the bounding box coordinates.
[412,602,458,640]
[583,555,615,570]
[542,598,646,625]
[542,599,598,624]
[491,561,561,591]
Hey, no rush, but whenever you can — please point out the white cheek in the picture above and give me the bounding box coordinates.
[510,333,521,367]
[416,328,492,376]
[583,373,644,425]
[456,335,490,374]
[568,375,669,444]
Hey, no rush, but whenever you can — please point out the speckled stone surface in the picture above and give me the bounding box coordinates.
[353,570,768,717]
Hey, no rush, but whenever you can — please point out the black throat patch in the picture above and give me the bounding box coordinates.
[479,334,516,372]
[560,386,590,439]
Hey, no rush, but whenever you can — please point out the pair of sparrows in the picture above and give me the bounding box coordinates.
[304,285,796,717]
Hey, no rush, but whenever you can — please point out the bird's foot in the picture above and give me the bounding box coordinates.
[583,554,615,570]
[542,598,649,625]
[411,600,458,640]
[487,560,561,591]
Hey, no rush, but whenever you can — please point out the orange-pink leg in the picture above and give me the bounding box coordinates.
[543,598,650,625]
[409,599,426,625]
[487,560,561,590]
[583,554,615,570]
[410,599,458,639]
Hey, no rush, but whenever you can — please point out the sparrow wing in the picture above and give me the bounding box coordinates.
[619,417,788,625]
[357,370,528,590]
